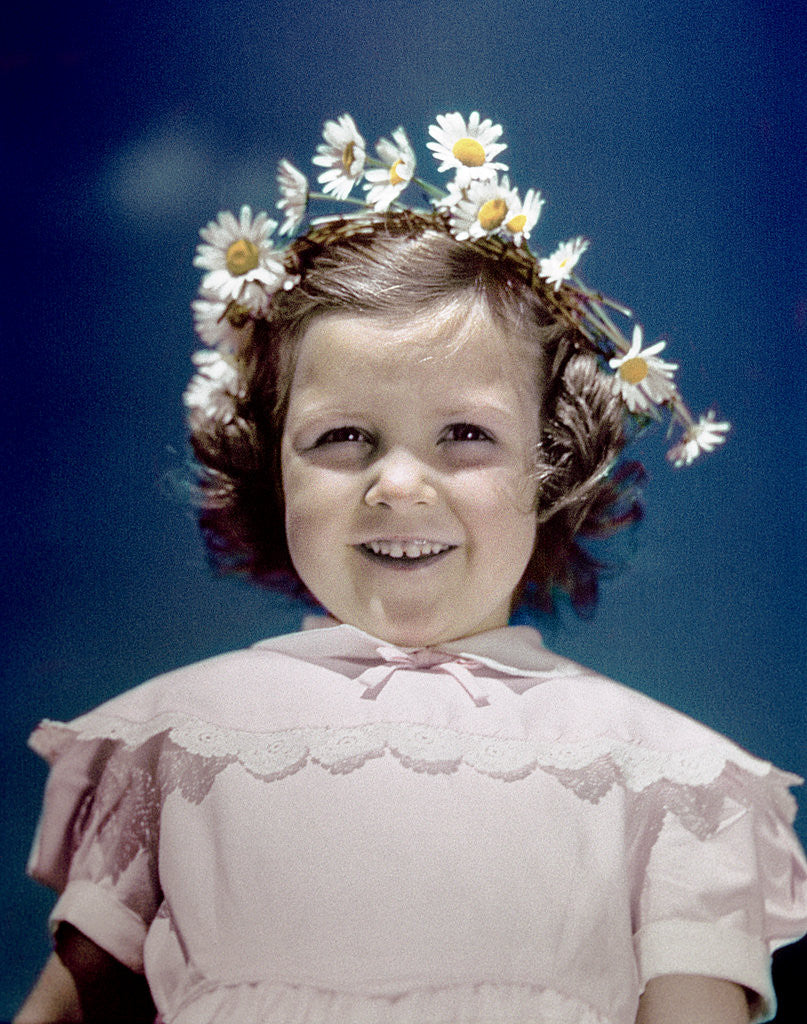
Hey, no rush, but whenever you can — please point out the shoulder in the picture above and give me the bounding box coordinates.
[92,640,312,716]
[554,662,784,787]
[469,626,767,762]
[28,628,344,763]
[459,626,795,799]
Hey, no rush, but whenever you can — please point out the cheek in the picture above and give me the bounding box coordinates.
[476,473,539,569]
[283,497,331,603]
[280,457,316,559]
[511,473,540,521]
[283,502,305,559]
[281,461,347,571]
[283,483,322,551]
[474,466,538,526]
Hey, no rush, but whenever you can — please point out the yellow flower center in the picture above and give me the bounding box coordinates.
[477,198,508,231]
[389,159,406,185]
[452,137,486,167]
[225,239,260,277]
[342,142,355,172]
[506,213,527,234]
[618,357,649,384]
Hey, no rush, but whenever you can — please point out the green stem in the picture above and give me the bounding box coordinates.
[411,176,447,201]
[307,191,369,207]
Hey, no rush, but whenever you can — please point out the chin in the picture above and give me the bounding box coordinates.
[382,625,446,648]
[345,610,446,648]
[358,608,498,649]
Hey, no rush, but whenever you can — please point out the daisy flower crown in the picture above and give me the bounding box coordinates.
[188,112,729,467]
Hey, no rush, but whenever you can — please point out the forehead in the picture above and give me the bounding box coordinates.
[290,304,540,399]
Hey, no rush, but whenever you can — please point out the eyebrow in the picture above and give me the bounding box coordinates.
[429,398,523,422]
[290,400,520,425]
[286,375,531,422]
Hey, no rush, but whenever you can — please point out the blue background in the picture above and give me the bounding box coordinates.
[2,0,805,1016]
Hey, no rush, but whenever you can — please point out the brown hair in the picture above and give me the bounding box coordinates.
[189,211,642,614]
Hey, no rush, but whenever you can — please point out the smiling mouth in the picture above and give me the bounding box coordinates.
[358,540,456,564]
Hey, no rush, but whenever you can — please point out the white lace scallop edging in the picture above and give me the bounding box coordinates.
[30,711,797,805]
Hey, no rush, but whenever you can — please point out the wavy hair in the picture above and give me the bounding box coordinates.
[189,211,643,615]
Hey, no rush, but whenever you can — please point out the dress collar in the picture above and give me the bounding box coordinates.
[255,618,580,705]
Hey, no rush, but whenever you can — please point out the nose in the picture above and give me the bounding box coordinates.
[364,449,437,508]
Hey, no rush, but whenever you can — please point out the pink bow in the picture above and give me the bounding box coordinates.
[356,646,490,707]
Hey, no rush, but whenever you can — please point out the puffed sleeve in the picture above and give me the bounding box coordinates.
[27,724,164,972]
[632,762,807,1023]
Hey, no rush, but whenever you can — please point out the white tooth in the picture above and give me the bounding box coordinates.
[365,540,452,558]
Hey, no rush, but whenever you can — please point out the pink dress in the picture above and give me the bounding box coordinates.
[27,622,807,1024]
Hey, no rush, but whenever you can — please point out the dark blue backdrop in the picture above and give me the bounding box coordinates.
[2,0,805,1016]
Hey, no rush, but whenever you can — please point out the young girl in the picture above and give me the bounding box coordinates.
[17,113,807,1024]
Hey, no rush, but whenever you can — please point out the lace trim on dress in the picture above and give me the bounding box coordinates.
[30,714,799,840]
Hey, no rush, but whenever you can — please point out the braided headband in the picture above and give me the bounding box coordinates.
[187,112,729,467]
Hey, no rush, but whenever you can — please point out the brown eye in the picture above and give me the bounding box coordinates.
[314,426,371,446]
[443,423,494,443]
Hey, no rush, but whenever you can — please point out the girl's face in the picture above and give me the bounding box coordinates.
[280,305,540,647]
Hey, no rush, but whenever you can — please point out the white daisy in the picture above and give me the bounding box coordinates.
[276,160,308,235]
[435,179,466,211]
[191,290,251,353]
[194,206,288,312]
[363,127,416,211]
[667,411,731,467]
[538,237,590,291]
[449,176,516,241]
[183,350,241,424]
[502,187,544,245]
[427,111,507,186]
[312,113,366,200]
[609,325,679,414]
